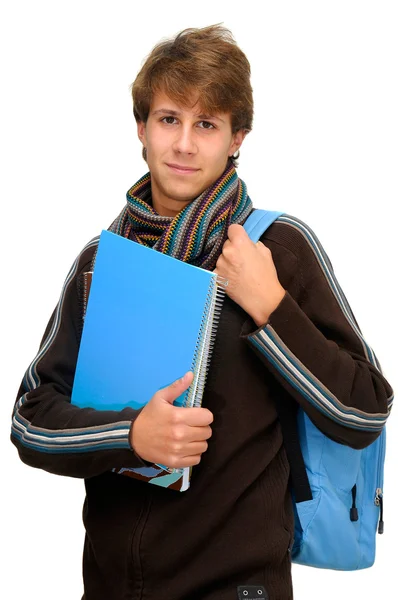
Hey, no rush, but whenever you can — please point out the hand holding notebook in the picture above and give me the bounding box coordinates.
[131,371,214,468]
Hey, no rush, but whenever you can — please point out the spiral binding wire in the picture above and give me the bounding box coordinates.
[185,274,227,408]
[153,275,227,478]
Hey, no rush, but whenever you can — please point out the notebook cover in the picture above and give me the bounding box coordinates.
[72,230,217,412]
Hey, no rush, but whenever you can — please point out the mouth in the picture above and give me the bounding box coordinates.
[166,163,200,175]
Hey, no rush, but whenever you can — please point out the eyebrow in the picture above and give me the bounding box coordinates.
[151,108,225,123]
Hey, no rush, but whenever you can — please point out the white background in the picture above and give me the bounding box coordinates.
[1,1,397,598]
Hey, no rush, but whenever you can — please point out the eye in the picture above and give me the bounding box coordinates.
[198,121,215,130]
[161,116,178,125]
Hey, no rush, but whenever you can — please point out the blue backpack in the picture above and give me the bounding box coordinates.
[243,209,386,570]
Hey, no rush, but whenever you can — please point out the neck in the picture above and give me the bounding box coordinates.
[120,160,253,271]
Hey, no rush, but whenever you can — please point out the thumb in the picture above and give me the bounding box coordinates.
[228,223,248,243]
[158,371,194,405]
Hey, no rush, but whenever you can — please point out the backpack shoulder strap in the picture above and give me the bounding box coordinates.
[244,208,312,503]
[243,209,284,242]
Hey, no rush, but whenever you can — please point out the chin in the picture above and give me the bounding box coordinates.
[169,187,202,203]
[164,178,204,196]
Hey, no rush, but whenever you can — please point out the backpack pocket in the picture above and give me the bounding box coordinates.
[291,410,382,570]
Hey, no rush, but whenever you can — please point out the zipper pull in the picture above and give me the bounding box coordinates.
[375,488,384,534]
[350,484,359,522]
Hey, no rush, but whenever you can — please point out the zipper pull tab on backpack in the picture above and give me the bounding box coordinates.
[375,488,384,534]
[350,484,359,522]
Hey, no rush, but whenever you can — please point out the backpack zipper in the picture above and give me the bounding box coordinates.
[374,430,386,534]
[375,488,384,534]
[350,432,385,533]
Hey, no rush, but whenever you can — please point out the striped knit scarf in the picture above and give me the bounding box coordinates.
[109,158,253,271]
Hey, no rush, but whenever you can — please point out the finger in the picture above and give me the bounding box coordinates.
[184,406,214,426]
[158,371,194,405]
[227,223,248,244]
[222,238,231,251]
[184,424,213,443]
[184,440,209,455]
[172,454,203,468]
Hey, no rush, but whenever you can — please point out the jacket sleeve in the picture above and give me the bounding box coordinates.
[11,239,149,478]
[241,215,393,450]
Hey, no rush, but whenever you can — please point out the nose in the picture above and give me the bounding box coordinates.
[172,123,197,155]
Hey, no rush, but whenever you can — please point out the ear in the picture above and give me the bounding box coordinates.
[137,121,147,147]
[229,129,247,156]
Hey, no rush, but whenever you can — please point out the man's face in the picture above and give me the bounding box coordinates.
[137,90,246,216]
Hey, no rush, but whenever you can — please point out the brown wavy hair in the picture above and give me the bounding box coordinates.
[131,23,253,165]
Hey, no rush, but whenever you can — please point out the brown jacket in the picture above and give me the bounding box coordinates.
[11,214,393,600]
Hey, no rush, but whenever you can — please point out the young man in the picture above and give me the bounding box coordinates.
[11,24,393,600]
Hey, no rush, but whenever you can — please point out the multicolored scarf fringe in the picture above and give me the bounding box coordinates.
[109,158,253,271]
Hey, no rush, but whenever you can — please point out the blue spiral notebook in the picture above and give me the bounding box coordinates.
[71,230,226,491]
